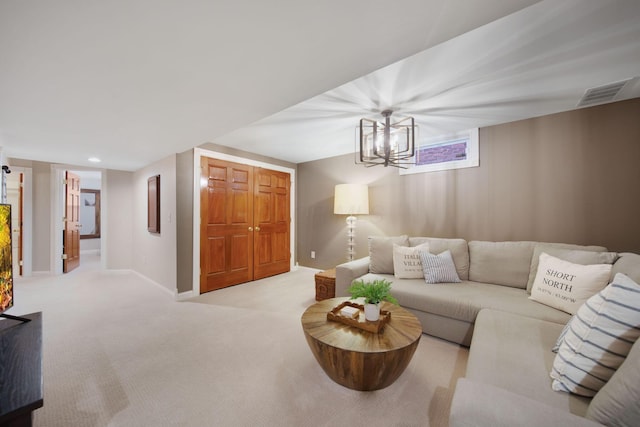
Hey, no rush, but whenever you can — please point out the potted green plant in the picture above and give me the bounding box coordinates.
[347,278,398,321]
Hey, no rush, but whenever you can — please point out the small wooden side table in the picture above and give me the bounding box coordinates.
[314,268,336,301]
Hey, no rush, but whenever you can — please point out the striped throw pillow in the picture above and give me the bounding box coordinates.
[552,315,574,353]
[550,273,640,396]
[419,250,461,284]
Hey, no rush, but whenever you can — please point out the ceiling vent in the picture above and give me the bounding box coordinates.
[577,78,635,108]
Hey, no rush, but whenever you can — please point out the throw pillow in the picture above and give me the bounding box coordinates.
[529,253,612,314]
[393,243,429,279]
[586,336,640,426]
[550,273,640,397]
[419,250,461,284]
[552,315,574,353]
[368,235,409,274]
[526,246,618,293]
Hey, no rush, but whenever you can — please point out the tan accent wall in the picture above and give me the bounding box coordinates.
[297,98,640,270]
[176,150,194,294]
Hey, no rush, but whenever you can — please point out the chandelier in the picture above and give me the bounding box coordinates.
[356,110,416,168]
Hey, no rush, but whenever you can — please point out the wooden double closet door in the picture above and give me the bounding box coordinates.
[200,157,291,293]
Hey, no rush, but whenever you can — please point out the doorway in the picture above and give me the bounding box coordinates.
[4,167,32,277]
[52,166,104,274]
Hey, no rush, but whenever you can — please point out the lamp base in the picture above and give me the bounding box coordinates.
[346,215,357,261]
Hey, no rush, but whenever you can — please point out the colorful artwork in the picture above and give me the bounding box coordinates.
[399,128,480,176]
[416,139,469,166]
[0,204,12,312]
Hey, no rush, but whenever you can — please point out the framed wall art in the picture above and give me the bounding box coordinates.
[147,175,160,233]
[0,204,13,313]
[400,128,479,175]
[80,189,100,239]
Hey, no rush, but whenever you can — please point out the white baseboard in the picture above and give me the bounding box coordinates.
[102,269,134,275]
[130,270,176,299]
[80,249,101,255]
[176,290,194,301]
[31,271,51,276]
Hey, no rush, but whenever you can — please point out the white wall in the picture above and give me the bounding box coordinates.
[132,155,177,294]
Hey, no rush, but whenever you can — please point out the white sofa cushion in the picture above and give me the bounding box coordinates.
[468,241,537,289]
[550,273,640,397]
[466,309,590,415]
[450,378,601,427]
[611,252,640,284]
[363,274,571,325]
[530,253,612,315]
[368,235,408,274]
[587,336,640,426]
[409,237,469,280]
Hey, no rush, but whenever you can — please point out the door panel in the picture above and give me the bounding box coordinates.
[253,168,290,280]
[200,158,253,292]
[206,237,225,274]
[63,171,81,273]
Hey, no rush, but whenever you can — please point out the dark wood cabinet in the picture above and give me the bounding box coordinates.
[0,312,43,427]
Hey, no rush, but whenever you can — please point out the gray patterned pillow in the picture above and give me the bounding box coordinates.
[419,250,461,284]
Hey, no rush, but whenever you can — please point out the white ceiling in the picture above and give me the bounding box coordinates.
[2,0,640,171]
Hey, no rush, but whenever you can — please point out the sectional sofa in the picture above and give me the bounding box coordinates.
[335,236,640,426]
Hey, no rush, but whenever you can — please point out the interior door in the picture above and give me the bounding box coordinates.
[63,171,81,273]
[253,168,290,280]
[200,157,254,292]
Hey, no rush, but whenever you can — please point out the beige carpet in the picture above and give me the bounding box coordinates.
[10,256,468,427]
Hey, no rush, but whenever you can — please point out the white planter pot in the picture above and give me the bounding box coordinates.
[364,303,380,321]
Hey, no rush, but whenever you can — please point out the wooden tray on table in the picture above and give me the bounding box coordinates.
[326,301,391,333]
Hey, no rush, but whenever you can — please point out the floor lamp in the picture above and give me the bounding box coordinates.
[334,184,369,261]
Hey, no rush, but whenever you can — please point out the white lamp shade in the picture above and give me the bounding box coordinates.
[334,184,369,215]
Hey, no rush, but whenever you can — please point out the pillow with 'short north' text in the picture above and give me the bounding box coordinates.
[529,253,612,314]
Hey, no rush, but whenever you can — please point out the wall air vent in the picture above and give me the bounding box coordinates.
[577,78,635,108]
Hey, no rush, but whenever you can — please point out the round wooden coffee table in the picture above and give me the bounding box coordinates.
[301,297,422,391]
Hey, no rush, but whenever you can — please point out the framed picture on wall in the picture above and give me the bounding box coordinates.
[0,204,13,313]
[400,128,479,175]
[80,189,100,239]
[147,175,160,233]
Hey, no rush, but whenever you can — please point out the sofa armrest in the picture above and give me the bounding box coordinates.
[335,256,370,297]
[450,378,602,427]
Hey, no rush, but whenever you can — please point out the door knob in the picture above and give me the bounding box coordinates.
[248,227,253,231]
[255,226,261,231]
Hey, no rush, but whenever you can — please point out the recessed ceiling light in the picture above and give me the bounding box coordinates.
[88,157,101,163]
